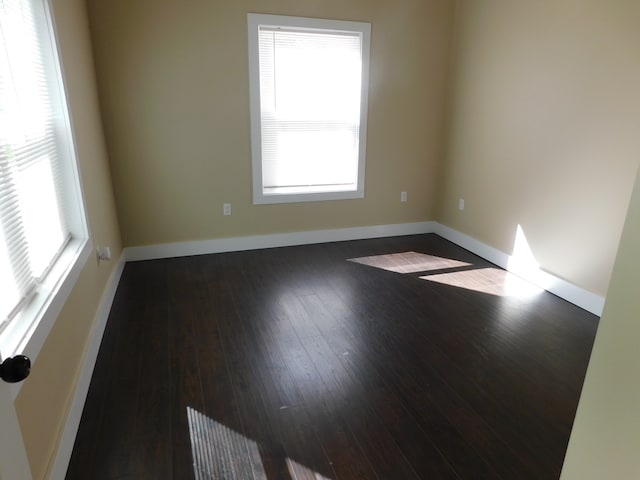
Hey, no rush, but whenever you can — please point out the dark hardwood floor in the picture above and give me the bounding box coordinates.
[65,234,598,479]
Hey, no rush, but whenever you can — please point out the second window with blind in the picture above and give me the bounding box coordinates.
[248,14,371,204]
[0,0,89,357]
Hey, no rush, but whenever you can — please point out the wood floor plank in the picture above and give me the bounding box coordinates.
[128,302,172,479]
[167,262,205,480]
[64,275,131,479]
[331,258,585,478]
[314,299,497,479]
[66,234,597,480]
[329,282,549,479]
[87,301,144,479]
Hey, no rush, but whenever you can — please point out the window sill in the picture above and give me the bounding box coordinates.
[254,187,364,205]
[1,238,92,399]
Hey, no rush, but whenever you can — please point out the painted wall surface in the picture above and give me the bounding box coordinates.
[85,0,455,247]
[560,168,640,478]
[438,0,640,296]
[13,0,122,478]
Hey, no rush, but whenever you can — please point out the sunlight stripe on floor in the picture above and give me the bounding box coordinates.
[187,407,267,480]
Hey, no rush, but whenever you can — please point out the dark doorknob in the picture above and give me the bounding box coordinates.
[0,355,31,383]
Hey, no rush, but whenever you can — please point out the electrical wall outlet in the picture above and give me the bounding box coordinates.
[96,246,112,263]
[459,198,465,211]
[223,203,232,216]
[400,191,407,202]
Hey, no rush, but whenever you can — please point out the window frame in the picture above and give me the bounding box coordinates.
[0,0,91,379]
[247,13,371,205]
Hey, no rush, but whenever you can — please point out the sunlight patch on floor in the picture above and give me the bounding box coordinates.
[286,458,333,480]
[187,407,267,480]
[348,251,470,273]
[421,267,542,297]
[187,407,334,480]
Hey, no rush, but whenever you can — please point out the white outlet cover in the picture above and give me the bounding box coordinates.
[459,198,465,210]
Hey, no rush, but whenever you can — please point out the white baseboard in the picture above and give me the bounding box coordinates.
[124,221,437,261]
[123,220,604,315]
[433,223,605,316]
[48,256,125,480]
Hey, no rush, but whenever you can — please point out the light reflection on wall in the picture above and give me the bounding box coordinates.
[507,224,551,290]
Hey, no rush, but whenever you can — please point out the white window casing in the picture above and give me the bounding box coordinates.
[248,13,371,204]
[0,0,91,375]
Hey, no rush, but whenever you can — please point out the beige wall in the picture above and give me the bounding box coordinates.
[85,0,455,247]
[438,0,640,296]
[8,1,640,477]
[13,0,122,478]
[560,166,640,478]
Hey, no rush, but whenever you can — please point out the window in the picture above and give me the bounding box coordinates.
[247,13,371,204]
[0,0,90,359]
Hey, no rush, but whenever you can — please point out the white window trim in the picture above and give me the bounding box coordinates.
[247,13,371,205]
[1,0,91,399]
[6,239,92,398]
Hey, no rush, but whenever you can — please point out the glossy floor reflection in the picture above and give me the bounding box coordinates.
[66,234,598,480]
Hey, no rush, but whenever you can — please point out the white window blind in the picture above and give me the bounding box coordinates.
[248,14,371,204]
[259,27,362,191]
[0,0,70,330]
